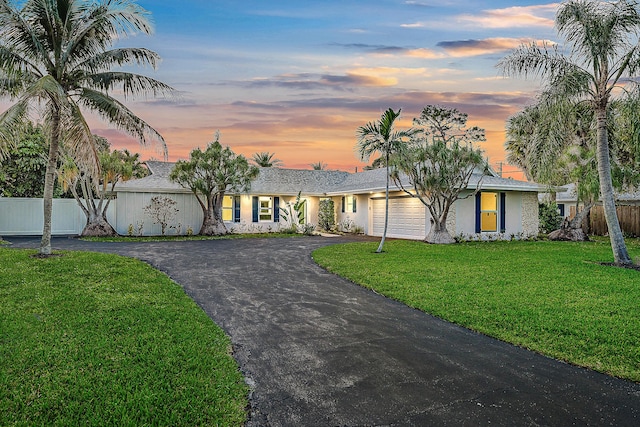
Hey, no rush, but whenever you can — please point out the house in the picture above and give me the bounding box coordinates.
[113,161,544,239]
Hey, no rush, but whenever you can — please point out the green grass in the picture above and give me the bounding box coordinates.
[0,248,248,426]
[313,238,640,382]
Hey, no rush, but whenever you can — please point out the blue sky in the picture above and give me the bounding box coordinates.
[103,1,561,177]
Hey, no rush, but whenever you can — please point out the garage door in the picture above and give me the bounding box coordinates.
[371,196,428,240]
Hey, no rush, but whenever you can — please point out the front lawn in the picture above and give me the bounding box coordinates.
[312,239,640,382]
[0,248,248,426]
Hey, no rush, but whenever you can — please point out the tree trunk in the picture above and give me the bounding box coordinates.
[40,108,61,255]
[199,195,228,235]
[376,159,390,253]
[595,107,632,265]
[199,210,228,235]
[81,212,117,237]
[568,201,594,230]
[425,218,455,244]
[549,201,594,241]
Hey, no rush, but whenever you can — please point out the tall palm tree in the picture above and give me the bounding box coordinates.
[357,108,415,253]
[0,0,173,255]
[252,151,283,167]
[498,0,639,266]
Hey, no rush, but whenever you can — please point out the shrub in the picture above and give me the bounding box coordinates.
[539,202,563,233]
[318,199,335,232]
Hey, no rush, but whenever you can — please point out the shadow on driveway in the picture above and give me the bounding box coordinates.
[6,236,640,426]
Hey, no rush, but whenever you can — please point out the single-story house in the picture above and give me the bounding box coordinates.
[113,161,544,240]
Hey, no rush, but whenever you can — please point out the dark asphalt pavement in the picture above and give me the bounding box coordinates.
[5,236,640,426]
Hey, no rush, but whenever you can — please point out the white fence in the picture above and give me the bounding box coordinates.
[0,198,116,236]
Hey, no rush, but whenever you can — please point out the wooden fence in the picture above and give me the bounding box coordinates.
[569,205,640,237]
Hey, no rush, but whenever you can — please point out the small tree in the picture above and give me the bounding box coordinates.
[318,199,335,232]
[0,122,55,197]
[393,105,487,244]
[144,196,178,236]
[59,143,147,237]
[279,191,306,231]
[169,134,259,235]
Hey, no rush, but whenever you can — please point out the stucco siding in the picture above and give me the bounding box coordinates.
[335,194,368,233]
[505,192,523,236]
[521,192,539,238]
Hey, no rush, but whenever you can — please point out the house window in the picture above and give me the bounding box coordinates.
[252,196,280,222]
[222,195,233,222]
[259,196,273,221]
[480,192,498,232]
[342,195,357,213]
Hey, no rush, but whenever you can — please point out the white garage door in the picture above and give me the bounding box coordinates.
[371,197,428,240]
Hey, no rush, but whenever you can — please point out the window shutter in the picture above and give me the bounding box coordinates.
[475,192,481,233]
[234,195,241,223]
[500,192,506,233]
[252,196,258,223]
[341,196,345,213]
[352,196,357,213]
[274,197,280,222]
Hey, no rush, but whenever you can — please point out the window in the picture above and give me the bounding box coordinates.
[252,196,280,222]
[222,195,233,222]
[480,192,498,232]
[259,196,273,221]
[342,195,357,213]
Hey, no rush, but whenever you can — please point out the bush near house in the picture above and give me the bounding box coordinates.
[0,249,247,426]
[539,201,563,233]
[313,238,640,382]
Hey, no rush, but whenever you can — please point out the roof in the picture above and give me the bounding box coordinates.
[556,183,640,202]
[115,161,546,195]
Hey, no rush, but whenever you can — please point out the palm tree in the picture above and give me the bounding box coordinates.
[310,161,327,170]
[357,108,415,253]
[0,0,173,255]
[252,151,283,167]
[498,0,638,266]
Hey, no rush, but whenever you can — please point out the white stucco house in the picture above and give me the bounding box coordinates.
[112,161,544,239]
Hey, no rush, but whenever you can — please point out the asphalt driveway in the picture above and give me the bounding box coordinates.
[6,236,640,426]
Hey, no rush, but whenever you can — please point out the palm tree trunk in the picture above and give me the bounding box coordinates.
[376,156,390,253]
[595,107,632,265]
[40,109,61,255]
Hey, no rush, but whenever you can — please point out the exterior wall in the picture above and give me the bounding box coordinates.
[521,192,539,238]
[452,194,475,237]
[364,190,539,241]
[0,197,116,236]
[335,194,368,233]
[115,191,202,236]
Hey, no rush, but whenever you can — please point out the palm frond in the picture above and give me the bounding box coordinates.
[0,100,29,159]
[73,47,162,74]
[79,71,174,99]
[58,99,101,179]
[78,87,167,158]
[498,41,588,82]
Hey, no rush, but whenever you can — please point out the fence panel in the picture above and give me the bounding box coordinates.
[569,205,640,237]
[0,198,116,236]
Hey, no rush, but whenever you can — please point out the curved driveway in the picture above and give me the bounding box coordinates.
[7,236,640,426]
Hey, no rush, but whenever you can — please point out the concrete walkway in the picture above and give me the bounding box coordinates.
[6,236,640,426]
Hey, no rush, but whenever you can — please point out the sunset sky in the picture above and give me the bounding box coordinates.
[96,1,559,178]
